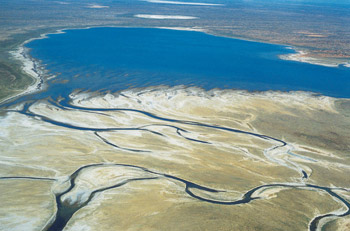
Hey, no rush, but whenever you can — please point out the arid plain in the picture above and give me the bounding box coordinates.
[1,87,349,230]
[1,1,350,230]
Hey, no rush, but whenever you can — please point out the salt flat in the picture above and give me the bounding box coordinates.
[1,87,349,230]
[134,14,198,19]
[143,0,223,6]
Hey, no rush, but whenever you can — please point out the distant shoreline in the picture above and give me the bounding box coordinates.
[2,26,349,105]
[279,49,350,68]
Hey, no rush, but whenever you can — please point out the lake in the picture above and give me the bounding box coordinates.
[25,27,350,99]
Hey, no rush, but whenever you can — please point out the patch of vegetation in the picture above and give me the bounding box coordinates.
[0,27,60,103]
[0,62,33,101]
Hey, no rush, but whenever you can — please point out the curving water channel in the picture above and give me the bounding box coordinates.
[1,27,350,231]
[1,96,349,231]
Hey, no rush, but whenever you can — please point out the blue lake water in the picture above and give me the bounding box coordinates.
[25,27,350,99]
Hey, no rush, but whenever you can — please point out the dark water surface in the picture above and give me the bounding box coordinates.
[23,27,349,100]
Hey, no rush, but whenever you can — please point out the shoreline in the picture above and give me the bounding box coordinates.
[279,48,350,68]
[0,30,66,105]
[1,46,44,104]
[69,85,339,114]
[2,26,349,105]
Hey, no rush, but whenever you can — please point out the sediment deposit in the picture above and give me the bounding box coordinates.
[1,87,349,230]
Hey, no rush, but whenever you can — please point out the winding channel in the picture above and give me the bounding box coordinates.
[1,96,349,231]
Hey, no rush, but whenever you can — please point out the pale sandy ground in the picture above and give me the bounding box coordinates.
[280,49,350,68]
[143,0,223,6]
[0,87,349,230]
[134,14,198,19]
[86,4,110,9]
[156,26,207,32]
[0,180,55,231]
